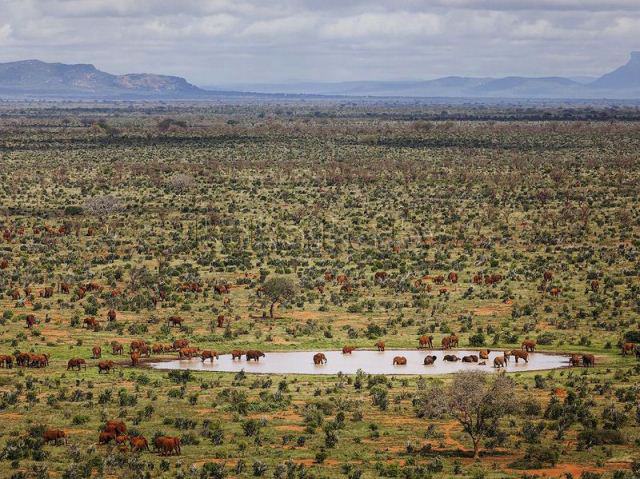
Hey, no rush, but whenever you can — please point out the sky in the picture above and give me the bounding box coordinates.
[0,0,639,85]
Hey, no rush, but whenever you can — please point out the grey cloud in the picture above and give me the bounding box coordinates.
[0,0,638,83]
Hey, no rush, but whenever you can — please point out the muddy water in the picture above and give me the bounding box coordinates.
[149,349,570,375]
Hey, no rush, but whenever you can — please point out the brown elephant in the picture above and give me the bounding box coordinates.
[107,309,117,321]
[155,436,181,456]
[82,317,99,330]
[462,355,478,363]
[111,341,123,355]
[217,315,225,328]
[178,347,198,359]
[167,316,183,327]
[43,429,67,445]
[246,350,265,361]
[152,343,165,354]
[92,346,102,359]
[138,344,150,357]
[30,354,49,368]
[441,336,453,349]
[172,339,189,350]
[67,358,87,371]
[375,341,385,351]
[479,349,490,360]
[15,352,31,367]
[510,350,529,363]
[25,314,38,328]
[493,356,506,368]
[569,354,581,367]
[342,346,356,354]
[313,353,327,365]
[393,356,407,365]
[543,270,553,282]
[423,355,437,365]
[521,340,536,352]
[622,342,636,356]
[0,354,14,368]
[130,436,150,452]
[443,354,460,362]
[231,349,244,360]
[448,271,458,283]
[201,350,219,362]
[419,335,433,349]
[104,420,127,435]
[130,340,147,352]
[582,354,595,367]
[98,360,115,373]
[130,351,141,366]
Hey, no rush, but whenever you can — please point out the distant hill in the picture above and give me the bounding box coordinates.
[2,53,640,100]
[0,60,205,98]
[591,51,640,89]
[212,52,640,100]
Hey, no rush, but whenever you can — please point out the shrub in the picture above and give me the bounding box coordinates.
[577,429,625,448]
[513,445,559,469]
[252,460,267,476]
[468,332,486,347]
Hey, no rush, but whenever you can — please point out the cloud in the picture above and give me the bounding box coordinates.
[322,12,442,39]
[0,24,11,40]
[143,14,239,38]
[242,15,318,36]
[0,0,638,83]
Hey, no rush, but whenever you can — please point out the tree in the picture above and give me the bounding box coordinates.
[83,195,122,234]
[261,276,298,318]
[414,371,516,458]
[167,173,195,192]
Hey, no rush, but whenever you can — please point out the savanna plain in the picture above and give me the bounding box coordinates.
[0,101,639,479]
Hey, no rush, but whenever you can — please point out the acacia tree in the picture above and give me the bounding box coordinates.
[261,276,297,318]
[83,195,122,234]
[414,371,516,458]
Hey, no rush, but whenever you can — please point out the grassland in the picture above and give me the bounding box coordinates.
[0,101,638,479]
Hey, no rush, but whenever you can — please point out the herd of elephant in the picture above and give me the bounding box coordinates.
[309,336,624,369]
[3,336,635,374]
[313,345,530,368]
[42,420,180,455]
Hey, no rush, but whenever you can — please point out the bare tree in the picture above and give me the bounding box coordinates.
[167,173,195,192]
[83,195,122,234]
[414,371,517,458]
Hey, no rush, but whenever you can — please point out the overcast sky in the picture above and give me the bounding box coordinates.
[0,0,639,85]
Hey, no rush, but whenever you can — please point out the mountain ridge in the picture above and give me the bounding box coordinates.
[0,59,204,97]
[211,53,640,99]
[1,53,640,99]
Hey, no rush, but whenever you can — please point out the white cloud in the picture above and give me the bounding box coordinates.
[143,14,239,38]
[0,24,11,39]
[242,15,318,36]
[322,12,442,39]
[0,0,638,83]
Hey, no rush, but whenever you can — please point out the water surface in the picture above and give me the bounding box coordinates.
[149,349,569,375]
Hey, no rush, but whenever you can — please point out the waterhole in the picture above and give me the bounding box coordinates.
[149,349,570,375]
